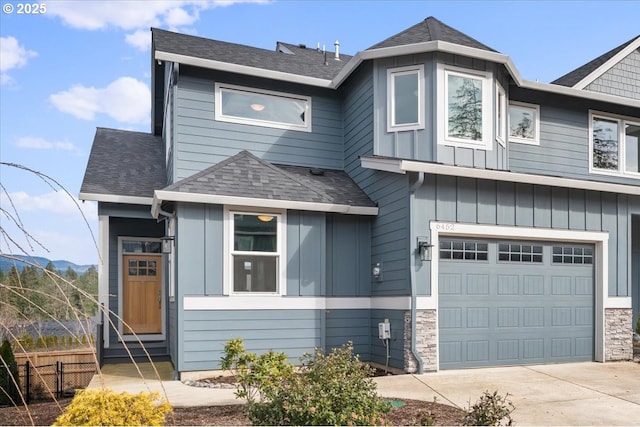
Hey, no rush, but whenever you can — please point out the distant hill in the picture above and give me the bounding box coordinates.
[0,255,96,274]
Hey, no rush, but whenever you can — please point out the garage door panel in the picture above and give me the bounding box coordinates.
[439,239,594,369]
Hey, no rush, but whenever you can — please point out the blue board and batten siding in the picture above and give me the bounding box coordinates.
[174,201,374,371]
[372,53,508,170]
[172,68,344,182]
[413,175,640,297]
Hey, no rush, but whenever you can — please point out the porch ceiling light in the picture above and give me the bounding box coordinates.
[250,103,265,112]
[257,215,275,222]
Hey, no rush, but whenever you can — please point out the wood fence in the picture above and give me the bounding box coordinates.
[13,348,97,366]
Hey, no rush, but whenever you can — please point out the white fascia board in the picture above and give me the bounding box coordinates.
[155,51,333,89]
[360,157,640,196]
[521,79,640,108]
[573,37,640,90]
[604,297,632,309]
[154,190,379,215]
[78,192,153,205]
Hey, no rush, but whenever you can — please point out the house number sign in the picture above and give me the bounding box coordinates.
[433,223,455,232]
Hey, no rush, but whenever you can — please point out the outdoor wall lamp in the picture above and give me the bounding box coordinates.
[161,235,175,254]
[372,262,382,280]
[417,237,433,262]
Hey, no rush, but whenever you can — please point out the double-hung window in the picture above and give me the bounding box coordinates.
[590,111,640,177]
[437,64,492,149]
[387,65,425,132]
[215,83,311,132]
[228,212,284,294]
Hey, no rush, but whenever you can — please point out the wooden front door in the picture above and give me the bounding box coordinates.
[123,255,162,335]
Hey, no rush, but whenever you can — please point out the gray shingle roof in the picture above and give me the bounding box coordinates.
[368,16,497,52]
[80,128,166,199]
[551,35,639,86]
[152,28,349,81]
[162,150,376,208]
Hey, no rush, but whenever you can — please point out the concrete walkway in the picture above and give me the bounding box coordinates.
[374,362,640,426]
[88,361,640,425]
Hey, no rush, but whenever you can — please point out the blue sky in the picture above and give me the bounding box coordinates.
[1,0,638,265]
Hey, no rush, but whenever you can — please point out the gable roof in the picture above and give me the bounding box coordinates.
[153,150,377,216]
[152,28,349,82]
[551,35,640,88]
[79,128,166,204]
[368,16,497,52]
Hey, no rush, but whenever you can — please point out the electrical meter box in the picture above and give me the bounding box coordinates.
[378,322,391,339]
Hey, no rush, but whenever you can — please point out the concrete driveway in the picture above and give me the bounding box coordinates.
[374,362,640,426]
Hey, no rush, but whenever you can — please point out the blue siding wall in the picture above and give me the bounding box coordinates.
[325,309,371,359]
[326,214,372,297]
[181,309,321,371]
[173,68,344,181]
[370,309,405,369]
[508,87,640,187]
[414,175,640,297]
[633,214,640,323]
[287,211,326,296]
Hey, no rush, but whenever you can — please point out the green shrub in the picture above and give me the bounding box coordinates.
[636,313,640,335]
[52,388,172,426]
[463,390,515,426]
[0,339,21,406]
[222,339,390,426]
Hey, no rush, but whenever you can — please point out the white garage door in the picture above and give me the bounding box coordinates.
[438,239,594,369]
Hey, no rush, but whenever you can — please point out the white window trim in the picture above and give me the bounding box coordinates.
[589,110,640,179]
[168,217,176,302]
[223,207,287,296]
[496,81,506,147]
[386,64,425,132]
[117,236,165,342]
[437,64,493,150]
[508,100,540,145]
[214,82,311,132]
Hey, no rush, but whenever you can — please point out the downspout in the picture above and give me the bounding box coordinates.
[156,208,178,379]
[409,172,425,374]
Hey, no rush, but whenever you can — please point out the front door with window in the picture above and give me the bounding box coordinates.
[123,254,162,335]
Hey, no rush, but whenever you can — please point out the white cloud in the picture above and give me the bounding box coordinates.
[49,77,150,124]
[47,0,269,50]
[0,36,37,84]
[125,29,151,52]
[16,136,77,152]
[1,191,97,218]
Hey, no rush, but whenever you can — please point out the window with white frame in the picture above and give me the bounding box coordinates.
[496,82,506,146]
[508,101,540,145]
[387,65,425,132]
[437,65,492,149]
[215,83,311,132]
[590,111,640,177]
[229,212,283,293]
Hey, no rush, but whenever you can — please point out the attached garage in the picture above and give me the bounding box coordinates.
[438,238,594,369]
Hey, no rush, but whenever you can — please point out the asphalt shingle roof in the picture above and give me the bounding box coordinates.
[162,150,376,208]
[368,16,497,52]
[152,28,350,81]
[552,35,639,86]
[80,128,166,199]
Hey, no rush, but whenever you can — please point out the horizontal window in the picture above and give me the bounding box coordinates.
[122,240,161,254]
[509,101,540,145]
[590,111,640,178]
[552,246,593,265]
[440,240,488,261]
[215,83,311,132]
[498,243,543,263]
[386,65,425,132]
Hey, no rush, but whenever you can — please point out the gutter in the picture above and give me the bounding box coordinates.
[408,172,425,374]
